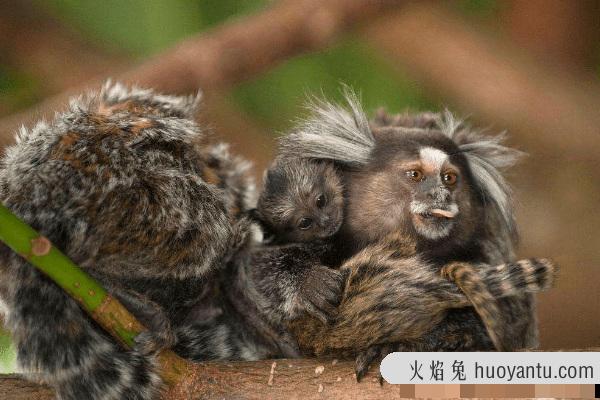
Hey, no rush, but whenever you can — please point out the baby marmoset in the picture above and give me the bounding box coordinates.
[251,92,558,377]
[254,157,344,244]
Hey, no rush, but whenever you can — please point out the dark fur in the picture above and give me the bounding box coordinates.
[288,233,557,356]
[0,84,558,398]
[0,83,262,399]
[249,94,556,379]
[255,157,343,243]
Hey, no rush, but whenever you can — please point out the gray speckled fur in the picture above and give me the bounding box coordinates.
[0,82,261,399]
[279,90,374,166]
[0,82,554,398]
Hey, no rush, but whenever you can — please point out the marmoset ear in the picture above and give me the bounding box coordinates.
[436,110,525,247]
[279,87,375,166]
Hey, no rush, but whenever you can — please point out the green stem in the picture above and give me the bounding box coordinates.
[0,202,136,346]
[0,202,193,386]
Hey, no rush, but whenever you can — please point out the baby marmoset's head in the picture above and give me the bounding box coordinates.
[256,157,344,243]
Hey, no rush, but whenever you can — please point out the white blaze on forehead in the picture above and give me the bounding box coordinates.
[419,147,448,171]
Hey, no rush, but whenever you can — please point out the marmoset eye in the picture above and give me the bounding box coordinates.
[316,194,327,208]
[406,170,424,182]
[442,171,458,186]
[298,217,313,230]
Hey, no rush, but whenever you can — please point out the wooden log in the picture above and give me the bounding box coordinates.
[3,348,599,399]
[0,374,54,400]
[0,359,393,400]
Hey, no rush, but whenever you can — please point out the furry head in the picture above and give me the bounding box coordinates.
[279,90,523,258]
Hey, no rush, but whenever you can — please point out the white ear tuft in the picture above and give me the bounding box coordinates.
[278,87,375,166]
[437,110,525,250]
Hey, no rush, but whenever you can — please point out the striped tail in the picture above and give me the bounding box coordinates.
[480,258,559,299]
[441,258,559,351]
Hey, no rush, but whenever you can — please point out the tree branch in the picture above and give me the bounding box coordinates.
[0,358,390,400]
[0,0,127,94]
[0,0,398,151]
[365,3,600,162]
[4,349,600,400]
[501,0,600,73]
[162,358,390,400]
[0,374,55,400]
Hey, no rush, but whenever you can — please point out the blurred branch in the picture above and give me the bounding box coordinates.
[1,358,393,400]
[501,0,600,73]
[200,94,275,174]
[0,0,127,93]
[365,3,600,161]
[0,0,275,175]
[0,0,397,151]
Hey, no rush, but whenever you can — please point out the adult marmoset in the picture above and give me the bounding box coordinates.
[0,82,272,399]
[0,83,367,400]
[254,141,556,355]
[249,92,558,378]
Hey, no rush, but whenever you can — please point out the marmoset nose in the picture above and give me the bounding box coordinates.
[426,187,450,202]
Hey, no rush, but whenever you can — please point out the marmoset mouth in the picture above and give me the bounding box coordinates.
[414,213,453,224]
[409,200,459,222]
[411,203,459,239]
[419,208,458,220]
[412,211,456,240]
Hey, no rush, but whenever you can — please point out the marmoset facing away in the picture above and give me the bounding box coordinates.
[0,83,389,400]
[0,82,295,400]
[245,92,558,378]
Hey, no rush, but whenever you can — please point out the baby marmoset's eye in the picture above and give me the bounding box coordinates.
[297,217,313,230]
[316,194,327,208]
[442,171,458,186]
[406,169,424,182]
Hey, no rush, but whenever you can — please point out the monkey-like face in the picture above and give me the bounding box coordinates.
[258,159,344,243]
[343,129,480,247]
[403,146,461,240]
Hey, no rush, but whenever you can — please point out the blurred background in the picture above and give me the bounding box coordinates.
[0,0,599,372]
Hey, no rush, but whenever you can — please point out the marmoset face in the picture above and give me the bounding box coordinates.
[258,159,344,243]
[401,146,462,240]
[343,129,480,246]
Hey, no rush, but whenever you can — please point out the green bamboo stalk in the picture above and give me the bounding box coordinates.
[0,202,192,386]
[0,202,140,345]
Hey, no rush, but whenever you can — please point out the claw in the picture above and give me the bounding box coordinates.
[134,330,173,356]
[355,361,373,382]
[354,347,378,382]
[355,344,396,384]
[298,265,345,324]
[302,301,329,325]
